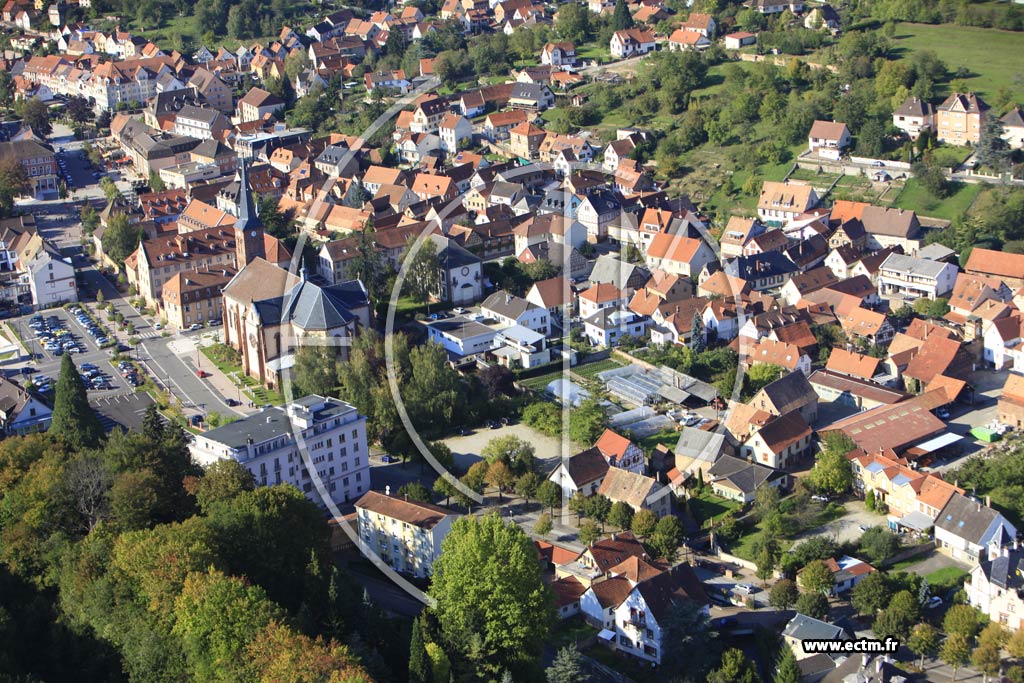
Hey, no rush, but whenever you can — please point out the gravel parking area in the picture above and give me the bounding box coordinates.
[790,500,884,547]
[441,422,581,473]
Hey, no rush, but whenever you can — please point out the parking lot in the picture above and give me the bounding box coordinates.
[91,391,158,433]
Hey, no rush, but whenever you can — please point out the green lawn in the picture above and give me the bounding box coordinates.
[519,369,564,392]
[925,567,970,593]
[572,358,624,381]
[890,178,982,221]
[892,23,1024,100]
[688,491,741,529]
[637,428,680,455]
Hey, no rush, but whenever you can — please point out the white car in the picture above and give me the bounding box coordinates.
[188,323,203,331]
[453,307,467,315]
[734,584,757,595]
[154,323,163,330]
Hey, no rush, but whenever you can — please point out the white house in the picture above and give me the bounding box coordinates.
[438,113,472,155]
[27,244,78,307]
[355,490,458,578]
[481,290,550,335]
[966,547,1024,631]
[610,29,657,59]
[893,96,936,141]
[935,493,1018,565]
[541,41,576,66]
[982,314,1023,370]
[877,253,958,301]
[0,377,52,435]
[548,448,610,499]
[1001,107,1024,149]
[425,317,498,357]
[807,120,852,160]
[491,325,551,369]
[432,234,483,305]
[583,308,648,347]
[579,566,710,665]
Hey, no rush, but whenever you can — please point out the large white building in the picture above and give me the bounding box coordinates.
[189,396,370,509]
[355,490,458,578]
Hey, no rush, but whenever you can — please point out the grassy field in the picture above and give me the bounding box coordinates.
[572,358,624,380]
[925,566,970,594]
[637,428,680,455]
[892,23,1024,101]
[890,178,983,220]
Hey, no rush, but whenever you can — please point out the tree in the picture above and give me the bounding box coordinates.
[568,398,607,444]
[51,355,104,450]
[100,177,120,203]
[799,560,835,595]
[485,461,514,501]
[537,480,561,514]
[397,482,432,504]
[632,508,657,537]
[64,453,112,532]
[650,515,684,560]
[546,645,588,683]
[908,623,941,669]
[912,157,950,198]
[774,646,801,683]
[808,434,854,496]
[858,526,901,565]
[66,96,93,123]
[291,345,340,399]
[857,119,887,158]
[189,459,256,514]
[709,648,758,683]
[873,591,919,642]
[104,213,143,265]
[756,545,777,584]
[428,514,555,676]
[1007,627,1024,659]
[555,2,591,44]
[769,578,800,609]
[928,297,950,319]
[944,604,982,640]
[975,116,1011,173]
[534,512,553,538]
[15,98,51,136]
[482,436,535,471]
[660,601,715,680]
[852,572,893,616]
[612,0,634,30]
[607,501,634,531]
[795,592,829,620]
[972,642,1001,683]
[585,494,612,526]
[0,158,29,215]
[941,633,971,682]
[979,622,1009,650]
[690,310,706,352]
[425,642,451,683]
[409,617,429,683]
[578,519,601,546]
[402,236,440,306]
[514,472,541,505]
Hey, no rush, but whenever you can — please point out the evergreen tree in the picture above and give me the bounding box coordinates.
[690,310,706,352]
[50,355,104,450]
[409,616,429,683]
[142,403,164,441]
[775,646,801,683]
[975,116,1011,173]
[612,0,634,30]
[546,645,588,683]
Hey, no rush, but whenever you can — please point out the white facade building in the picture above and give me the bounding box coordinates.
[189,396,370,509]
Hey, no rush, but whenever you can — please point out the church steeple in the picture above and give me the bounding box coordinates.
[234,160,266,267]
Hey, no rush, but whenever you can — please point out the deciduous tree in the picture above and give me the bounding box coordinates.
[908,623,940,669]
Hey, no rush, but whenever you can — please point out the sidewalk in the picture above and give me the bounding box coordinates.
[172,332,261,417]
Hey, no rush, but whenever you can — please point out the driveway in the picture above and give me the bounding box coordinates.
[930,366,1008,474]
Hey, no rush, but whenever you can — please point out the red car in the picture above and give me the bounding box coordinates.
[196,370,210,378]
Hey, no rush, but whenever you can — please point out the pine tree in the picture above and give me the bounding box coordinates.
[142,402,164,441]
[409,615,429,683]
[612,0,634,30]
[547,645,588,683]
[50,354,104,449]
[774,647,800,683]
[690,310,706,352]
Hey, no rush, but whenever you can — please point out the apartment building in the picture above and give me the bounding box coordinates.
[355,490,459,578]
[189,396,370,508]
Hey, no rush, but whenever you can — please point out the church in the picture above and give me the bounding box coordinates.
[222,163,371,389]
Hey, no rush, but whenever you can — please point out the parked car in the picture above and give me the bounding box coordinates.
[188,323,203,331]
[380,455,396,463]
[225,398,240,407]
[196,370,210,378]
[734,584,758,595]
[926,596,943,609]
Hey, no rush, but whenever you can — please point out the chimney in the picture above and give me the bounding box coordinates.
[986,495,991,508]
